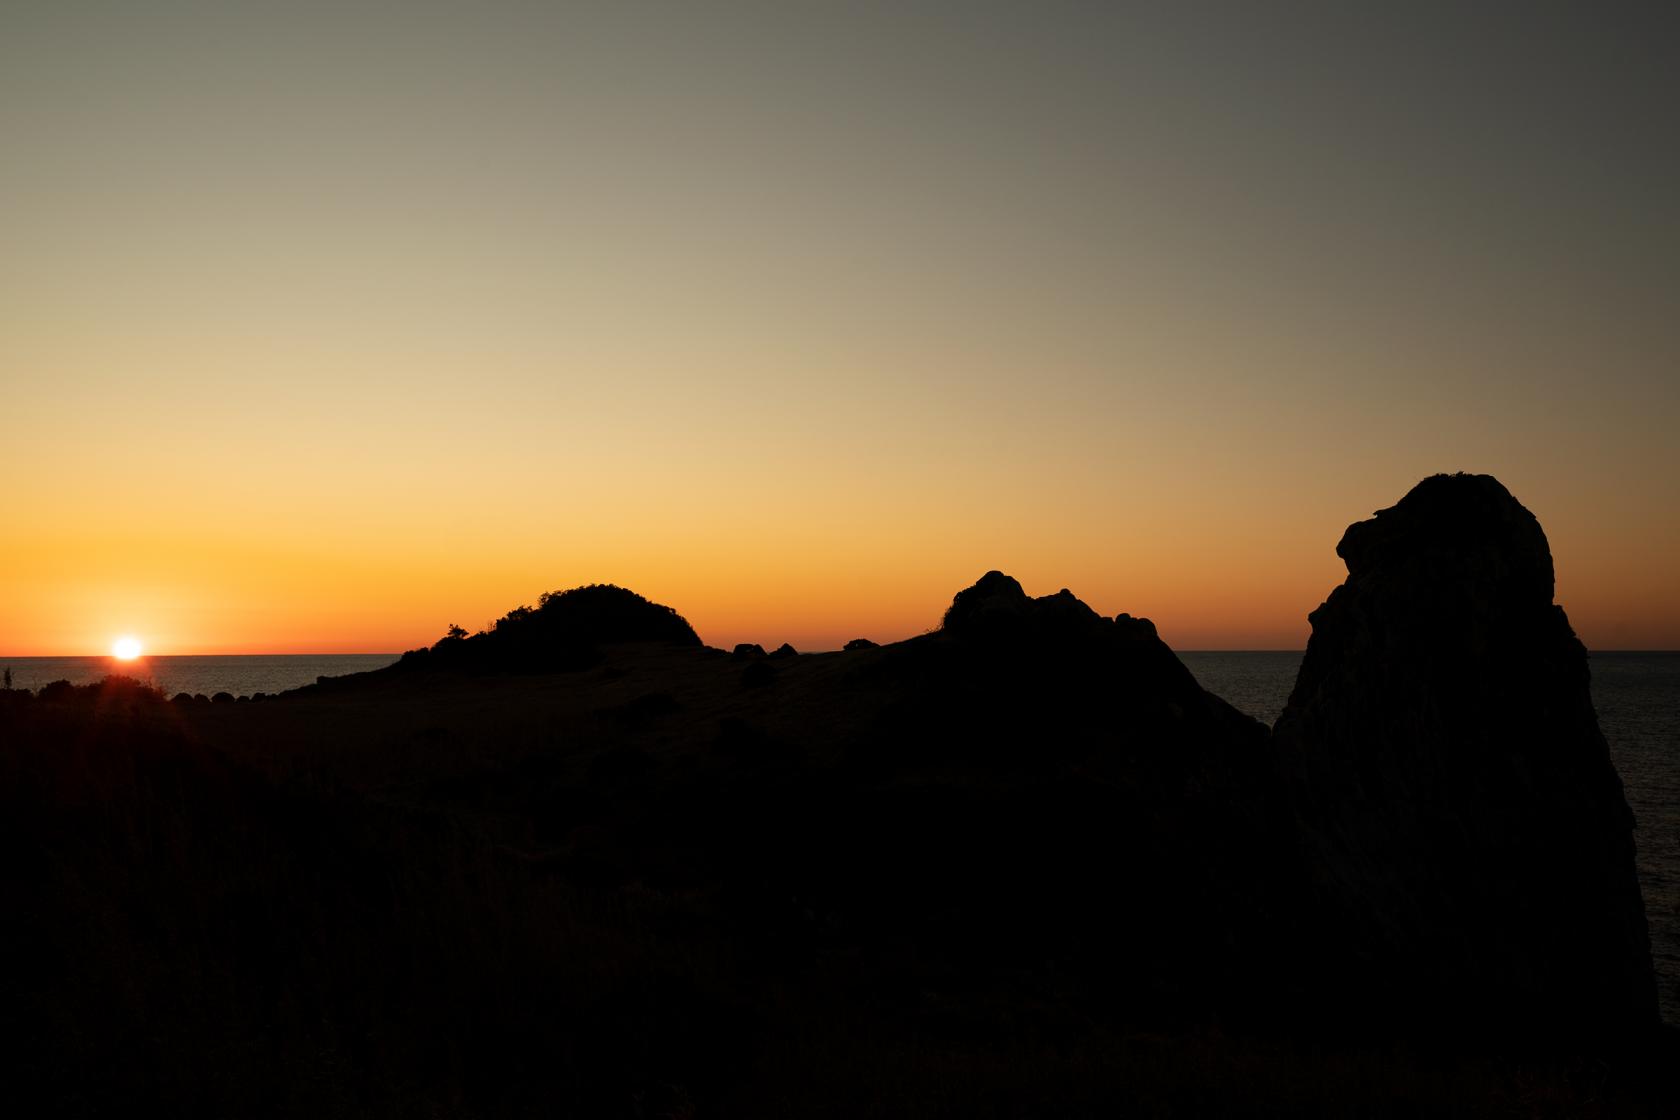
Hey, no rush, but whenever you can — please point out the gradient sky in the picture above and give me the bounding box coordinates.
[3,2,1676,655]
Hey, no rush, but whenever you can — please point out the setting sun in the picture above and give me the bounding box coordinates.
[112,636,143,661]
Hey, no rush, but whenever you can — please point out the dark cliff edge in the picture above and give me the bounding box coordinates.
[1,474,1666,1115]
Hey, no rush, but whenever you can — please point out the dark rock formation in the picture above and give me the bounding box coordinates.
[941,571,1109,643]
[927,571,1227,747]
[1113,612,1157,640]
[731,643,766,659]
[768,643,798,659]
[1273,473,1656,1036]
[842,638,878,650]
[802,570,1296,1020]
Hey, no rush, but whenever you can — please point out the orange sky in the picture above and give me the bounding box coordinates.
[3,4,1677,655]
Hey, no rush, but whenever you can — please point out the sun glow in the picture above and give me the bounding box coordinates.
[112,636,143,661]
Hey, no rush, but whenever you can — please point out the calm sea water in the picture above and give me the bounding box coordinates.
[1182,650,1680,1025]
[0,654,397,699]
[4,649,1675,1022]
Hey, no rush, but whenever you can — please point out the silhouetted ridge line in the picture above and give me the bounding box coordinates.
[396,583,700,673]
[2,475,1670,1114]
[940,569,1162,644]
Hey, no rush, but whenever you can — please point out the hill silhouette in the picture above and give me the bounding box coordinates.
[394,582,701,672]
[1,474,1667,1116]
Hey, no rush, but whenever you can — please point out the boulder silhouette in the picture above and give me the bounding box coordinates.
[1273,473,1656,1036]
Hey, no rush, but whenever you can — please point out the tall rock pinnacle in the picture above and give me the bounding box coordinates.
[1274,473,1656,1035]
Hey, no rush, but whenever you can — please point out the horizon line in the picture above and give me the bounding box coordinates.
[7,647,1680,660]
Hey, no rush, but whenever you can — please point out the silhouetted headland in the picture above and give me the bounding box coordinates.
[2,473,1667,1116]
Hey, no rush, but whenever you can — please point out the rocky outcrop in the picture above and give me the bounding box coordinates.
[1274,474,1656,1035]
[941,570,1111,643]
[802,570,1299,1018]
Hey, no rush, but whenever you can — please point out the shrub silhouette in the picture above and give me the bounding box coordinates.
[32,675,166,706]
[37,679,76,702]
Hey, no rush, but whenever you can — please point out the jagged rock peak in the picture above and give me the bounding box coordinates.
[1336,472,1554,602]
[940,571,1111,641]
[945,569,1027,610]
[941,571,1029,632]
[939,571,1167,645]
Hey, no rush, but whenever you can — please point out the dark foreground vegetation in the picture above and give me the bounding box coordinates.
[3,475,1674,1116]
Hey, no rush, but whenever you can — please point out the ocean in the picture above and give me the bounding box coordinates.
[1182,650,1680,1026]
[0,654,399,699]
[4,648,1675,1022]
